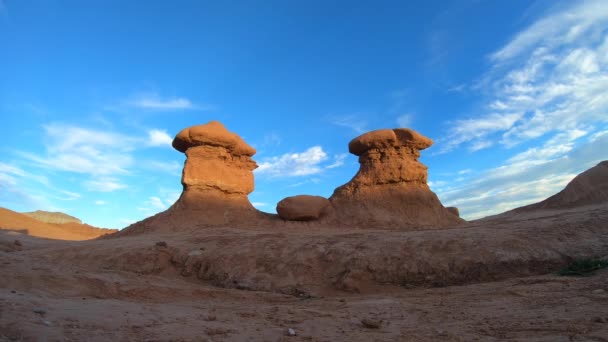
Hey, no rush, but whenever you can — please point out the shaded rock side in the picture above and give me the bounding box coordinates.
[446,207,460,217]
[329,128,463,228]
[277,195,331,221]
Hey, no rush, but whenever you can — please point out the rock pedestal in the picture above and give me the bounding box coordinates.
[330,128,463,228]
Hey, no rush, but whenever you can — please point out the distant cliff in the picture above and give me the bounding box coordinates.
[23,210,82,224]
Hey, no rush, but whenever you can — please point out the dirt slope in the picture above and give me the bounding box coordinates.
[0,207,116,240]
[519,160,608,211]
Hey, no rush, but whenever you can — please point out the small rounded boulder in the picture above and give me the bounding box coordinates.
[276,195,331,221]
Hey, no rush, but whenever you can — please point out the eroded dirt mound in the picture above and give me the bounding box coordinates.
[0,207,115,240]
[46,204,608,295]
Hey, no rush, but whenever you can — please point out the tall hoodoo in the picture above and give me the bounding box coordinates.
[329,128,462,228]
[172,120,258,197]
[169,121,260,220]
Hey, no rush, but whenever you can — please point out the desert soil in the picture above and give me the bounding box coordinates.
[1,204,608,341]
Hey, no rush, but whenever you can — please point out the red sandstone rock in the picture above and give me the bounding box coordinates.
[172,120,256,156]
[276,195,331,221]
[330,127,463,228]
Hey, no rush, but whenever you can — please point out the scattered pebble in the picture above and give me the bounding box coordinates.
[13,240,22,247]
[33,308,46,315]
[155,241,167,247]
[42,320,52,327]
[361,318,381,329]
[594,317,606,323]
[10,290,16,294]
[592,289,605,294]
[205,314,217,321]
[286,328,297,336]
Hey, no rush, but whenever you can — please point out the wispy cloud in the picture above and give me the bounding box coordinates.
[396,114,413,128]
[147,129,173,147]
[57,190,81,201]
[85,177,127,192]
[440,0,608,153]
[330,115,368,133]
[256,146,329,177]
[129,94,197,110]
[95,200,106,205]
[137,191,178,215]
[326,153,348,169]
[21,123,135,176]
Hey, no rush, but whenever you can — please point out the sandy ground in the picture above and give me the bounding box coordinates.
[1,204,608,341]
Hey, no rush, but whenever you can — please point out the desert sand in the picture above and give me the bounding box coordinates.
[1,122,607,341]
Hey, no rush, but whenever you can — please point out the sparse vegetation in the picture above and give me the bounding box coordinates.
[557,259,608,277]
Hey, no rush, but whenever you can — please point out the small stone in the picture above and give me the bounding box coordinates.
[188,250,203,256]
[205,314,217,321]
[13,240,22,247]
[361,318,381,329]
[33,308,46,315]
[286,328,297,336]
[42,320,52,326]
[155,241,167,247]
[594,317,606,323]
[592,289,605,294]
[10,290,16,293]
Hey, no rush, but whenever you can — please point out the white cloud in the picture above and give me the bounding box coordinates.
[58,190,81,201]
[440,0,608,153]
[256,146,329,177]
[147,196,166,211]
[137,193,177,215]
[147,129,173,147]
[85,177,127,192]
[251,202,268,208]
[396,114,413,127]
[326,153,348,169]
[95,200,106,205]
[22,124,134,176]
[130,94,195,110]
[0,162,25,186]
[331,115,368,133]
[491,0,608,62]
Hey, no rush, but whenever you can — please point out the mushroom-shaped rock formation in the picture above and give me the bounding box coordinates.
[117,121,264,235]
[170,121,260,220]
[329,128,464,228]
[276,195,331,221]
[172,121,258,197]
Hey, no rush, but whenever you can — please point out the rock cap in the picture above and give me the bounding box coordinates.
[348,128,433,156]
[172,121,256,156]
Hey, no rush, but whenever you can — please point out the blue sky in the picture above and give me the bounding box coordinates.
[1,0,607,228]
